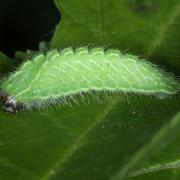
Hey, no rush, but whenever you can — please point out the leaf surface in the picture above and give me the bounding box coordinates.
[0,0,180,180]
[51,0,180,72]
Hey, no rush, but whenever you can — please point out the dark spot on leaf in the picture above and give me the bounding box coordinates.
[136,4,148,13]
[130,0,158,14]
[111,124,121,128]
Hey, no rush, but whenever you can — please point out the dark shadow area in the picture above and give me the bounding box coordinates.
[0,0,60,57]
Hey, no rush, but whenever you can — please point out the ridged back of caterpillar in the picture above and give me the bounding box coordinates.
[2,47,179,104]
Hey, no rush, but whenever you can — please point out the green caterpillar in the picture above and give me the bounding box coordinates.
[0,47,179,113]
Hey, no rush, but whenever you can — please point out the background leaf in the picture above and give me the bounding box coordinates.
[0,0,180,180]
[0,52,18,76]
[51,0,180,73]
[113,109,180,179]
[0,95,180,180]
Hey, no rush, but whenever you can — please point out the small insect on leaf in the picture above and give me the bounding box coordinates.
[1,47,180,113]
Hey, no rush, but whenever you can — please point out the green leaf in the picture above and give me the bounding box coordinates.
[112,108,180,179]
[51,0,180,72]
[0,95,180,180]
[0,0,180,180]
[15,41,51,61]
[15,50,38,61]
[0,52,18,76]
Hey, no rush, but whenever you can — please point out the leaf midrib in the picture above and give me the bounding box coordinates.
[129,159,180,177]
[111,110,180,179]
[41,98,118,180]
[147,2,180,57]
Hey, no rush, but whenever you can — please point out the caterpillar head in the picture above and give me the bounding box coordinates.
[0,93,23,113]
